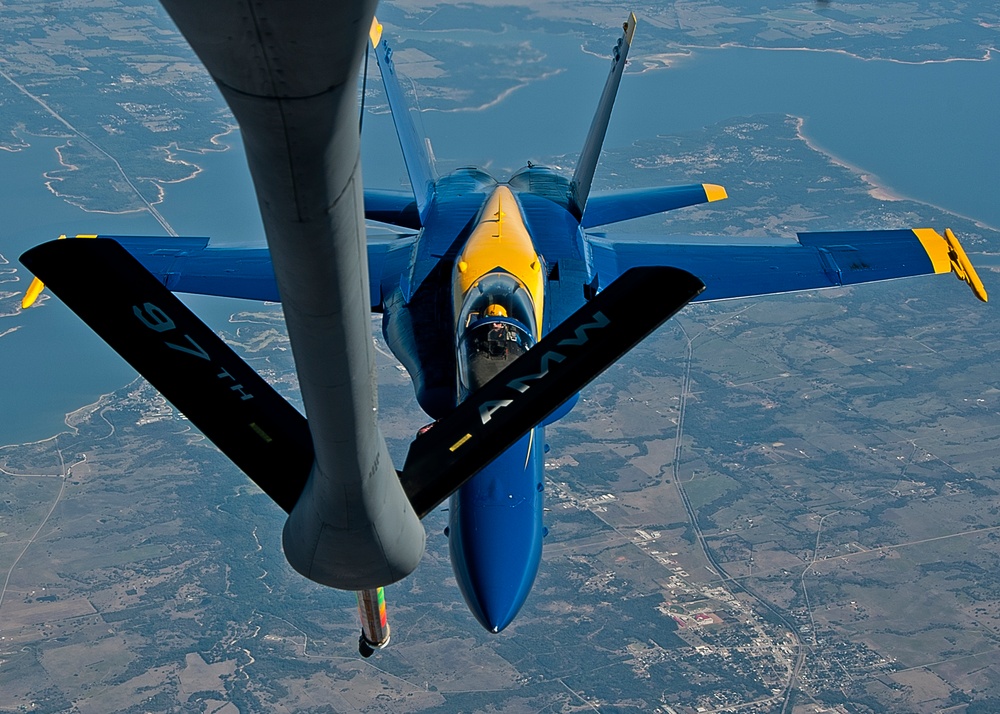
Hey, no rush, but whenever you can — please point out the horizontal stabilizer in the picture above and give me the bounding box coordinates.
[399,266,704,517]
[582,183,727,228]
[364,189,421,229]
[20,238,314,512]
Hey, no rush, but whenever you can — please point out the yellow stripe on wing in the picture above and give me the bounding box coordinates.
[21,277,46,309]
[912,228,953,274]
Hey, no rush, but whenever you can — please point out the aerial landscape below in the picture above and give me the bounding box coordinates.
[1,1,999,713]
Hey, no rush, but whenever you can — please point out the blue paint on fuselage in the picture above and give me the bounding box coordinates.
[381,169,500,419]
[379,165,586,631]
[379,167,588,414]
[448,429,544,632]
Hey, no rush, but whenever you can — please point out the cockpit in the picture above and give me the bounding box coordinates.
[457,272,538,398]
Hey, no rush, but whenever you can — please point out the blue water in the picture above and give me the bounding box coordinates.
[154,132,263,245]
[368,43,1000,229]
[1,44,997,445]
[0,136,267,445]
[1,138,162,445]
[615,48,1000,230]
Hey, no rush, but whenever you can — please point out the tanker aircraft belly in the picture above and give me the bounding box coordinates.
[19,6,987,650]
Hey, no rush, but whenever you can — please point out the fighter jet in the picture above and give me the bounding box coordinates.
[19,1,986,654]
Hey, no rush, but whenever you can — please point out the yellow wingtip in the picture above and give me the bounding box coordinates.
[944,228,988,303]
[624,13,638,44]
[20,234,97,309]
[22,276,45,309]
[912,228,953,275]
[703,183,728,202]
[369,16,383,47]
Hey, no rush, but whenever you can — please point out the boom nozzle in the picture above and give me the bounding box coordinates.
[356,587,390,657]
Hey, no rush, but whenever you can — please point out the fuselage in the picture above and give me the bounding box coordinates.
[380,167,587,630]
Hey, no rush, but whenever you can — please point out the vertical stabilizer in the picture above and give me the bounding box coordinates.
[569,13,636,220]
[370,19,437,224]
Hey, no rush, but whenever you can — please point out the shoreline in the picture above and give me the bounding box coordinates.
[631,42,996,69]
[712,42,995,67]
[420,68,566,114]
[0,379,136,453]
[790,115,1000,235]
[44,124,239,215]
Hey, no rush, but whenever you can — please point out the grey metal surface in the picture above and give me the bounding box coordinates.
[159,0,425,588]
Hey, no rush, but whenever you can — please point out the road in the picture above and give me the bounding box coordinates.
[666,307,809,714]
[0,440,73,611]
[0,68,177,235]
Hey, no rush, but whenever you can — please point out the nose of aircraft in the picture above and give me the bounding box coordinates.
[448,434,544,632]
[450,498,543,632]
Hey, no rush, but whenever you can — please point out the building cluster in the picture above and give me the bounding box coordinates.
[549,466,897,712]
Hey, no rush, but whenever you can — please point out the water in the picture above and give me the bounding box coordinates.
[0,136,267,445]
[0,137,163,445]
[2,44,997,445]
[364,37,1000,270]
[615,47,1000,230]
[154,131,263,245]
[366,38,999,229]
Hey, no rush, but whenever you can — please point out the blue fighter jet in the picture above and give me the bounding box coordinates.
[20,8,986,650]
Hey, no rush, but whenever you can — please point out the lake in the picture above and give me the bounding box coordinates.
[375,39,999,230]
[1,43,996,445]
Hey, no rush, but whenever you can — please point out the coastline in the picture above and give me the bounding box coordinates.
[0,390,102,452]
[423,68,566,114]
[0,379,135,453]
[44,123,239,218]
[708,42,996,67]
[622,39,995,74]
[791,114,1000,235]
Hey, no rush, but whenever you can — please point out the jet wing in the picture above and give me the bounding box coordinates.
[99,235,280,302]
[585,228,988,302]
[21,237,314,514]
[29,234,416,311]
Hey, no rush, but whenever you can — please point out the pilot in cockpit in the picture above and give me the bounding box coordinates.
[457,277,537,397]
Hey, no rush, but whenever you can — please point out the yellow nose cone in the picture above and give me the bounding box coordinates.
[454,186,545,335]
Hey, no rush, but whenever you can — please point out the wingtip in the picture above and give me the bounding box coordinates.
[944,228,988,303]
[21,276,45,309]
[21,234,83,309]
[703,183,728,202]
[369,16,383,47]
